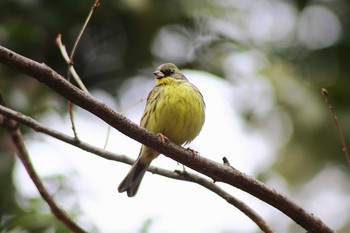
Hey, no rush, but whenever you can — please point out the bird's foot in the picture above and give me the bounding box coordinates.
[157,133,168,144]
[186,147,199,157]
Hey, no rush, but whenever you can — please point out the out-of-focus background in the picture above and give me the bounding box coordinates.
[1,0,349,232]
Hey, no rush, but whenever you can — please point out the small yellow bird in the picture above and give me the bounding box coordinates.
[118,63,205,197]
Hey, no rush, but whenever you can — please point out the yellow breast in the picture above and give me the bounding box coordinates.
[142,79,205,145]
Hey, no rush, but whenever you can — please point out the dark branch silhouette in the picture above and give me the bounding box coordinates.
[0,45,335,233]
[322,88,350,168]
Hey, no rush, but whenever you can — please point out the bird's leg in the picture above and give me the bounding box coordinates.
[156,133,168,144]
[180,148,199,173]
[186,147,199,157]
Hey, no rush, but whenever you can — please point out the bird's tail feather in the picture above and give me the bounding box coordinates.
[118,158,148,197]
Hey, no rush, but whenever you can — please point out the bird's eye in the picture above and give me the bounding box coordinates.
[163,68,174,76]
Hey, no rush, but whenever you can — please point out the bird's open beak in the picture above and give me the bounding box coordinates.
[153,70,165,79]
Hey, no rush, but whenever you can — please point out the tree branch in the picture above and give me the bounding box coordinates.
[56,34,89,93]
[0,95,88,233]
[0,104,276,233]
[0,45,335,233]
[321,88,350,168]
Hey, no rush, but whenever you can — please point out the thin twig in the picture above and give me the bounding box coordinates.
[59,0,101,139]
[57,0,102,87]
[120,98,146,114]
[56,0,101,91]
[321,88,350,168]
[0,94,88,233]
[68,0,101,70]
[55,34,89,93]
[0,45,335,233]
[104,98,146,149]
[103,125,111,149]
[68,101,78,138]
[0,104,275,233]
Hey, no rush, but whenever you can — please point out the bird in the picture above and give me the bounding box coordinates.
[118,63,205,197]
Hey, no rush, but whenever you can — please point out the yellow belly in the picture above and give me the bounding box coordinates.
[145,82,205,145]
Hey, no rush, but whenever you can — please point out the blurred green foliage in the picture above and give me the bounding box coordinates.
[1,0,350,232]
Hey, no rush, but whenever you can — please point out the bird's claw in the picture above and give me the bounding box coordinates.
[186,147,199,157]
[157,133,168,144]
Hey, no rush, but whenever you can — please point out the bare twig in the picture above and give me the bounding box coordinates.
[104,97,146,149]
[103,124,111,149]
[0,94,88,233]
[56,0,101,91]
[321,88,350,168]
[0,45,335,233]
[55,34,89,93]
[57,0,101,139]
[68,0,101,69]
[68,101,78,138]
[0,104,275,233]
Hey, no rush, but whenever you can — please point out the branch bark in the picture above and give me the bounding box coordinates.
[0,45,335,233]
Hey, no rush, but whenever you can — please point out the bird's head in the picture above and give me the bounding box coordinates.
[153,63,188,83]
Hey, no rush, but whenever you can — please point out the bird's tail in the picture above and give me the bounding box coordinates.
[118,157,149,197]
